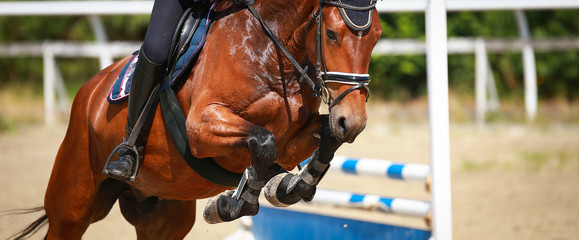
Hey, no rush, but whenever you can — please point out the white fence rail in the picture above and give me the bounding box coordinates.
[374,38,579,55]
[2,0,579,15]
[0,1,153,15]
[0,42,140,57]
[376,0,579,12]
[0,42,140,125]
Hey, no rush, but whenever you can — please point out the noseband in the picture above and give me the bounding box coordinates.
[247,0,377,109]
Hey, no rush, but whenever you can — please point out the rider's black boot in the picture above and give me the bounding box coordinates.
[105,48,166,182]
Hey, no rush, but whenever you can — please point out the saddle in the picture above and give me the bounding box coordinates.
[108,4,215,103]
[107,2,244,187]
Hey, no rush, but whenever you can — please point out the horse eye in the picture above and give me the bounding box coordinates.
[326,30,337,42]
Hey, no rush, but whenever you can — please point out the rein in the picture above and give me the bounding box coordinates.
[247,0,376,109]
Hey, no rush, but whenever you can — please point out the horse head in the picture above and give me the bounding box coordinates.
[304,0,382,143]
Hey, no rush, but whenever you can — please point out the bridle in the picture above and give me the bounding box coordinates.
[247,0,377,109]
[308,0,377,109]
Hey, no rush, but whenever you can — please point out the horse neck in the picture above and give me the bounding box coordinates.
[251,0,321,107]
[257,0,317,63]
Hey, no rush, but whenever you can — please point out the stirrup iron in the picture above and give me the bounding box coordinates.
[103,141,141,182]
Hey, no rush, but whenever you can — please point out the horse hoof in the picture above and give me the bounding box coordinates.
[264,173,291,207]
[203,190,260,224]
[264,173,308,207]
[203,191,230,224]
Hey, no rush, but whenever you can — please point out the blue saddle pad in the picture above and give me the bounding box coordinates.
[108,2,216,104]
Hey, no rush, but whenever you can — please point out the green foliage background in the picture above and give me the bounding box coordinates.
[0,14,150,96]
[370,10,579,102]
[0,9,578,101]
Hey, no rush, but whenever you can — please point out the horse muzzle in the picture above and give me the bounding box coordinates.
[321,72,369,143]
[329,107,367,143]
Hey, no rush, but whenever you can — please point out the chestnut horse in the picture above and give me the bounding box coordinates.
[14,0,381,239]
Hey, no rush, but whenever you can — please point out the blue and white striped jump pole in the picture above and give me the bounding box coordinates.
[301,156,430,183]
[310,188,431,218]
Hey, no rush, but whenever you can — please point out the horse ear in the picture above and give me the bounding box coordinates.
[337,0,374,31]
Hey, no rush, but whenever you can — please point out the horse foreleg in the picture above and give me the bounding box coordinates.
[188,104,279,224]
[264,115,343,206]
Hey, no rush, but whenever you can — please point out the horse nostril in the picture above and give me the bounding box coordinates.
[338,117,347,135]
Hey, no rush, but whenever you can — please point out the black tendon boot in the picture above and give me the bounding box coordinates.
[264,115,342,206]
[104,49,166,182]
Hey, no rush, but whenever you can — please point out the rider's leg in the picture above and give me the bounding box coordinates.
[105,0,193,181]
[142,0,194,64]
[105,49,166,181]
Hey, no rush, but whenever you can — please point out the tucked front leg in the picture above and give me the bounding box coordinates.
[189,104,280,223]
[264,115,343,206]
[203,164,281,224]
[203,162,285,223]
